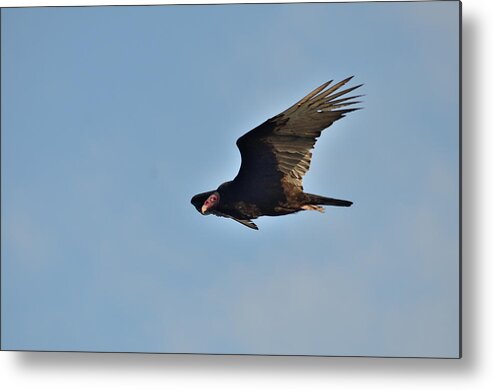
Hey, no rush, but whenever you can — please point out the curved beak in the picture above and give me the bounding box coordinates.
[201,205,208,214]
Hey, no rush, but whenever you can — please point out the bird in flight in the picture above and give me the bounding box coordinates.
[191,77,363,230]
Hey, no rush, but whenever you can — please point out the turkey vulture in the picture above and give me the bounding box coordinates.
[191,77,362,230]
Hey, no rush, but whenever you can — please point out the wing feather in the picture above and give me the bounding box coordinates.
[211,210,259,230]
[234,77,362,190]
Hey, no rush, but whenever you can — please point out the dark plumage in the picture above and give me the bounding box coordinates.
[191,77,363,230]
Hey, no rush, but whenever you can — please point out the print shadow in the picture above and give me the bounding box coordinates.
[11,8,476,377]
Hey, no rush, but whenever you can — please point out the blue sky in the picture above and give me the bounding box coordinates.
[1,1,460,357]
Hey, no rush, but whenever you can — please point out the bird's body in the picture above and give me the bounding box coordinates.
[191,77,362,230]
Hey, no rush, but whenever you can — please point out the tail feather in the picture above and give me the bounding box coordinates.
[305,193,353,207]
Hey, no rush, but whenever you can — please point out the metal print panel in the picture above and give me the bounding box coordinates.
[0,1,461,357]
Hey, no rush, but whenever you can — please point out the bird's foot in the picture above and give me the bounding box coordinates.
[301,205,325,213]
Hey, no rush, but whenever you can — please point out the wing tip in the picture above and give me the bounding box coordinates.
[247,222,259,230]
[338,107,363,117]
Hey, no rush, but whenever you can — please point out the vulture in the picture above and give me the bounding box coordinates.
[191,77,362,230]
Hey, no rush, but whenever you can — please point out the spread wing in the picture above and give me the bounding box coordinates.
[233,77,363,190]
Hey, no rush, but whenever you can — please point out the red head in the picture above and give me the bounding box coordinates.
[201,192,220,214]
